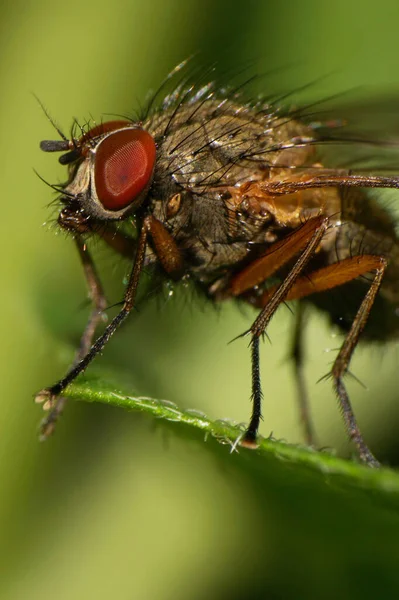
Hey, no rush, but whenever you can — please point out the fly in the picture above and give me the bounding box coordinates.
[35,62,399,467]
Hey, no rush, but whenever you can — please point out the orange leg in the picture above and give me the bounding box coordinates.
[145,215,183,276]
[229,215,326,297]
[249,256,386,306]
[245,172,399,197]
[233,216,330,449]
[242,254,387,466]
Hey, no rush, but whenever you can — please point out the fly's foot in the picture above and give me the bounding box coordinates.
[39,415,57,441]
[240,430,259,450]
[358,448,381,469]
[35,389,67,440]
[34,388,55,410]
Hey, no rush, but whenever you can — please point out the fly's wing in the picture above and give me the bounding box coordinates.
[303,91,399,138]
[295,91,399,172]
[265,92,399,238]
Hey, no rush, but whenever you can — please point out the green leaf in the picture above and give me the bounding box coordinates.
[60,376,399,598]
[65,377,399,504]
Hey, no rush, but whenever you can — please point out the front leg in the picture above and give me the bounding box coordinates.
[35,215,182,439]
[35,221,149,437]
[37,235,108,438]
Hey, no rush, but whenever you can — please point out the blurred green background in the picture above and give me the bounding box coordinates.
[3,1,399,598]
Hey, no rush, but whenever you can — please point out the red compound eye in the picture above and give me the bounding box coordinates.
[94,128,156,211]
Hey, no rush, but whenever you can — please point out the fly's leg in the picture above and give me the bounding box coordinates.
[35,215,183,438]
[35,221,149,433]
[243,298,316,447]
[37,236,108,438]
[290,302,317,447]
[249,255,388,466]
[75,237,108,358]
[249,172,399,197]
[238,217,329,447]
[330,260,387,467]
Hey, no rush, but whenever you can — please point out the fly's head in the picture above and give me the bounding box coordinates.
[40,120,157,233]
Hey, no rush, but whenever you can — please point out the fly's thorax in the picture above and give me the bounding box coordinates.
[146,98,317,192]
[148,188,250,276]
[145,98,329,278]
